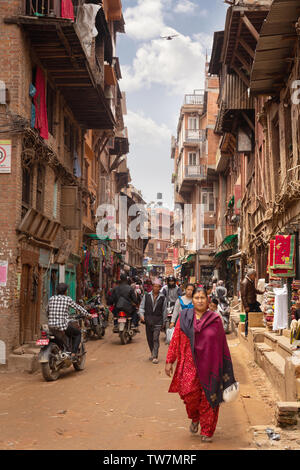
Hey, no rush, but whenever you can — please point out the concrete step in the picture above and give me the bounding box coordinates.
[263,351,286,400]
[8,353,39,374]
[264,331,293,360]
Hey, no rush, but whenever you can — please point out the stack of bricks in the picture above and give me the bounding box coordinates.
[276,402,300,428]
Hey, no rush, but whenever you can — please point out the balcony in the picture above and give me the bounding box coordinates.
[6,1,115,129]
[177,164,207,194]
[185,129,206,143]
[184,93,204,106]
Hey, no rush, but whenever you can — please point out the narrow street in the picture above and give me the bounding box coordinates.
[0,324,282,451]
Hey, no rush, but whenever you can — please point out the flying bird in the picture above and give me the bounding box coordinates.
[160,34,179,40]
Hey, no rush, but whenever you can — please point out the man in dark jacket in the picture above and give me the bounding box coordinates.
[139,278,167,364]
[111,273,139,332]
[241,269,264,337]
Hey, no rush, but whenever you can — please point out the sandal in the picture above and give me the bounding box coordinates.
[201,435,213,442]
[189,421,199,434]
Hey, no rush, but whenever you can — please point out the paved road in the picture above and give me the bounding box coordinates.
[0,324,277,450]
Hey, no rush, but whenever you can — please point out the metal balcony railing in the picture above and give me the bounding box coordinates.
[24,0,61,17]
[185,165,207,179]
[184,94,204,105]
[185,129,206,142]
[23,0,80,18]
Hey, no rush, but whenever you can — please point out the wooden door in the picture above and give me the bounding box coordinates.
[20,264,42,345]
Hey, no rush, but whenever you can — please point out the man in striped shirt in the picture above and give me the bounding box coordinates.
[47,283,90,356]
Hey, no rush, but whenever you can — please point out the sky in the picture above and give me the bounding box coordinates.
[117,0,228,209]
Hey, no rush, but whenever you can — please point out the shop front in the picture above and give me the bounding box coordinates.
[260,231,300,332]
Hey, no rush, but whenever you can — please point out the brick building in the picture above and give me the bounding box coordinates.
[0,0,130,360]
[171,64,220,284]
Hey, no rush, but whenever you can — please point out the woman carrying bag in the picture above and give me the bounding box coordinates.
[165,287,238,442]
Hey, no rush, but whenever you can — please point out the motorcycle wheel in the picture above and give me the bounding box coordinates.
[73,343,86,371]
[101,327,105,337]
[41,344,60,382]
[120,330,129,345]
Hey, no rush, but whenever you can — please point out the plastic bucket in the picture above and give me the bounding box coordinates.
[240,314,246,323]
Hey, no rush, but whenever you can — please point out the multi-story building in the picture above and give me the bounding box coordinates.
[209,0,300,296]
[171,65,220,284]
[0,0,130,361]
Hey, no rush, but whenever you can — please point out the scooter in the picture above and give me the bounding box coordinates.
[115,311,137,345]
[79,298,109,340]
[36,314,87,382]
[218,301,231,334]
[164,301,175,333]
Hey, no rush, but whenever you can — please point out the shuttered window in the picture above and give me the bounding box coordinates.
[61,186,81,229]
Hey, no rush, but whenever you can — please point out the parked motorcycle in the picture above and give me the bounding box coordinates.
[79,297,109,340]
[115,311,137,345]
[36,314,87,382]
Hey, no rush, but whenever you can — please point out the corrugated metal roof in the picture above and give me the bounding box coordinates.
[250,0,300,94]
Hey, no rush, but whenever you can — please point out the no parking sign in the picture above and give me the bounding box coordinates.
[0,140,11,173]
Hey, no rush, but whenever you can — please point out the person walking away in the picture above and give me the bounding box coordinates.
[47,283,90,358]
[170,283,194,328]
[139,278,167,364]
[111,274,139,332]
[165,287,236,441]
[241,268,264,337]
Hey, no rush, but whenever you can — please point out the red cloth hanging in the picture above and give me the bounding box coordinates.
[61,0,75,20]
[34,67,49,140]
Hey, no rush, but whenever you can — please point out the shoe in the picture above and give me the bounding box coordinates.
[152,358,159,364]
[201,435,213,442]
[190,421,199,434]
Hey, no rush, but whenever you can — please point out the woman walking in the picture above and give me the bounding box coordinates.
[165,287,236,441]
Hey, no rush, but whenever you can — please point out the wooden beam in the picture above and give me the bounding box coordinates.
[239,37,255,59]
[241,111,255,132]
[235,50,251,74]
[232,64,250,88]
[241,13,259,42]
[230,18,243,68]
[56,25,80,70]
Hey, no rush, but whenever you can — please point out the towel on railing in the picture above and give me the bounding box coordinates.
[61,0,75,21]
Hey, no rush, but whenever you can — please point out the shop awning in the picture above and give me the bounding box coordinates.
[222,234,238,246]
[250,0,300,95]
[214,249,232,259]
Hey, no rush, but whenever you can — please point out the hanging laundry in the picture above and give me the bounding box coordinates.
[61,0,75,21]
[29,84,36,129]
[34,67,49,140]
[273,285,288,331]
[73,151,82,178]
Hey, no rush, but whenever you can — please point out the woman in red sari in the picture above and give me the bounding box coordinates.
[165,287,236,441]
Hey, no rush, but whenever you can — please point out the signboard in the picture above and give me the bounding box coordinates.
[0,261,8,287]
[0,140,11,173]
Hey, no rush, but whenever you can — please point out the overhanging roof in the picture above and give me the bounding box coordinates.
[208,31,224,75]
[250,0,300,95]
[5,16,115,129]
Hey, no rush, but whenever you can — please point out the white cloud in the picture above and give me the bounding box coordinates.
[174,0,196,14]
[121,32,212,95]
[124,0,173,41]
[124,110,171,146]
